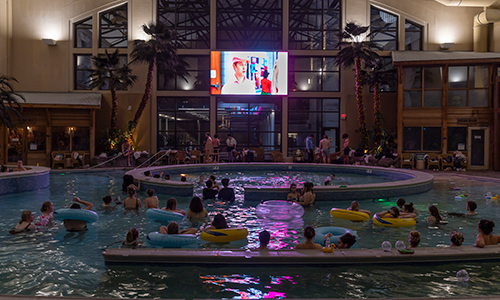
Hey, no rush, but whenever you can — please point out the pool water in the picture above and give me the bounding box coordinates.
[0,170,500,299]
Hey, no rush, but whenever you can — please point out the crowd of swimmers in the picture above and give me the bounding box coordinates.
[10,170,500,252]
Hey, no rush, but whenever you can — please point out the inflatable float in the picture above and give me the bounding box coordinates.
[53,209,98,223]
[256,200,304,221]
[372,213,416,227]
[200,227,248,243]
[146,232,197,248]
[146,208,184,224]
[330,208,370,222]
[313,226,358,246]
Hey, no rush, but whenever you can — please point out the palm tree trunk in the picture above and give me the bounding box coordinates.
[355,57,367,149]
[373,81,381,144]
[133,58,155,125]
[110,82,118,141]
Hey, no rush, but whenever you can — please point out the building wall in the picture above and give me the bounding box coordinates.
[2,0,491,155]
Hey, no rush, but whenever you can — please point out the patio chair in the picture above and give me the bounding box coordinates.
[51,151,65,169]
[190,150,201,164]
[293,149,305,162]
[270,150,284,162]
[426,153,441,170]
[401,153,415,169]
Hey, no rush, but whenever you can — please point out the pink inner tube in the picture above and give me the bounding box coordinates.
[255,200,305,221]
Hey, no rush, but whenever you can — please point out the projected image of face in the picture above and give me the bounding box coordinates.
[221,57,255,95]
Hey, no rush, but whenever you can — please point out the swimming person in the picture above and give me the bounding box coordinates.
[203,180,219,200]
[257,230,271,250]
[427,205,445,224]
[143,189,159,209]
[347,201,371,215]
[475,219,500,248]
[36,201,54,227]
[187,197,208,221]
[204,213,230,230]
[295,226,322,249]
[123,186,141,210]
[122,228,143,248]
[64,197,93,231]
[218,178,235,202]
[337,233,357,249]
[287,183,300,201]
[408,230,421,248]
[97,196,115,211]
[450,231,464,247]
[445,201,477,217]
[403,203,416,214]
[324,180,331,186]
[161,198,186,215]
[377,207,416,219]
[396,198,406,210]
[159,222,197,235]
[295,182,315,207]
[10,211,36,234]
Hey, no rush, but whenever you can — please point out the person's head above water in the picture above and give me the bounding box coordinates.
[338,233,356,249]
[303,226,316,240]
[259,230,271,246]
[478,219,495,235]
[102,195,112,205]
[211,213,229,229]
[221,178,230,187]
[396,198,406,209]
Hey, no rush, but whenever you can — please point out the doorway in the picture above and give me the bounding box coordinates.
[468,127,489,170]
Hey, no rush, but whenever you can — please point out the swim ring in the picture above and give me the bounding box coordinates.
[146,232,197,248]
[256,200,304,221]
[53,209,98,223]
[330,208,370,222]
[372,213,416,227]
[146,209,184,224]
[313,227,358,246]
[200,227,248,243]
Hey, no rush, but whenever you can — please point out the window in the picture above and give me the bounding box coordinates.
[369,57,397,92]
[289,0,341,50]
[158,0,210,49]
[217,0,282,49]
[27,127,46,152]
[403,126,441,151]
[449,65,489,107]
[404,67,442,107]
[405,20,422,51]
[74,17,92,48]
[448,127,467,152]
[371,7,398,51]
[158,56,210,91]
[74,55,92,90]
[288,98,340,155]
[289,57,340,92]
[217,98,282,151]
[99,4,128,48]
[157,98,210,151]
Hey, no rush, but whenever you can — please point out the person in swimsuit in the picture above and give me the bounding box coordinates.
[450,231,464,247]
[475,219,500,248]
[287,183,300,201]
[123,186,141,210]
[337,233,357,249]
[36,201,54,227]
[10,211,36,234]
[64,197,93,231]
[121,228,143,248]
[13,160,26,172]
[204,213,230,230]
[347,201,371,215]
[143,189,159,209]
[256,230,271,250]
[295,182,315,207]
[342,133,350,165]
[186,197,208,221]
[427,205,446,224]
[97,195,116,211]
[319,135,331,164]
[408,230,421,248]
[160,221,197,235]
[121,140,134,167]
[377,206,416,219]
[295,226,322,249]
[161,197,186,215]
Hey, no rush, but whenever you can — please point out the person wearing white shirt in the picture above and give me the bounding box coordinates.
[226,134,237,162]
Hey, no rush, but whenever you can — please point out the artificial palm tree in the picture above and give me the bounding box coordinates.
[0,75,24,130]
[130,22,188,131]
[88,50,137,141]
[334,22,381,149]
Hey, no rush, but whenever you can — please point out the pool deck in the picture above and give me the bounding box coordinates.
[0,296,498,300]
[102,245,500,265]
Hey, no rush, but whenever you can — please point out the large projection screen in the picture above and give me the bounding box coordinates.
[211,51,288,95]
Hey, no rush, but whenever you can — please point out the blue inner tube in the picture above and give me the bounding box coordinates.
[146,232,198,248]
[313,226,358,246]
[53,209,99,223]
[146,208,184,224]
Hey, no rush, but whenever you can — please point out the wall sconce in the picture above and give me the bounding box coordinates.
[26,126,31,131]
[42,38,57,46]
[440,42,455,50]
[69,127,74,132]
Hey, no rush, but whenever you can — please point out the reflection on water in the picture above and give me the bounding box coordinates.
[0,170,500,298]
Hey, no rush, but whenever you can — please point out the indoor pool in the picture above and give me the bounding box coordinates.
[1,170,500,299]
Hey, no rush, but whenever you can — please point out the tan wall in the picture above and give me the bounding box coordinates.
[0,0,9,74]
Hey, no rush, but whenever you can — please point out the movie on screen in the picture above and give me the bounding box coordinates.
[210,51,288,95]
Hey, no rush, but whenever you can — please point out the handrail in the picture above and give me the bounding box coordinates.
[134,150,170,170]
[145,151,171,168]
[86,152,123,170]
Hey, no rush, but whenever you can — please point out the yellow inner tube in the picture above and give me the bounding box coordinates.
[330,208,369,222]
[200,227,249,243]
[372,213,416,227]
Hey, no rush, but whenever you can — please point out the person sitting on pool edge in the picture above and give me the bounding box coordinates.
[161,197,186,215]
[218,178,235,202]
[122,228,143,248]
[408,230,421,248]
[64,197,93,231]
[347,201,371,215]
[337,232,357,249]
[450,231,464,247]
[475,219,500,248]
[377,207,416,219]
[295,226,322,249]
[160,221,197,235]
[203,180,219,200]
[10,211,36,234]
